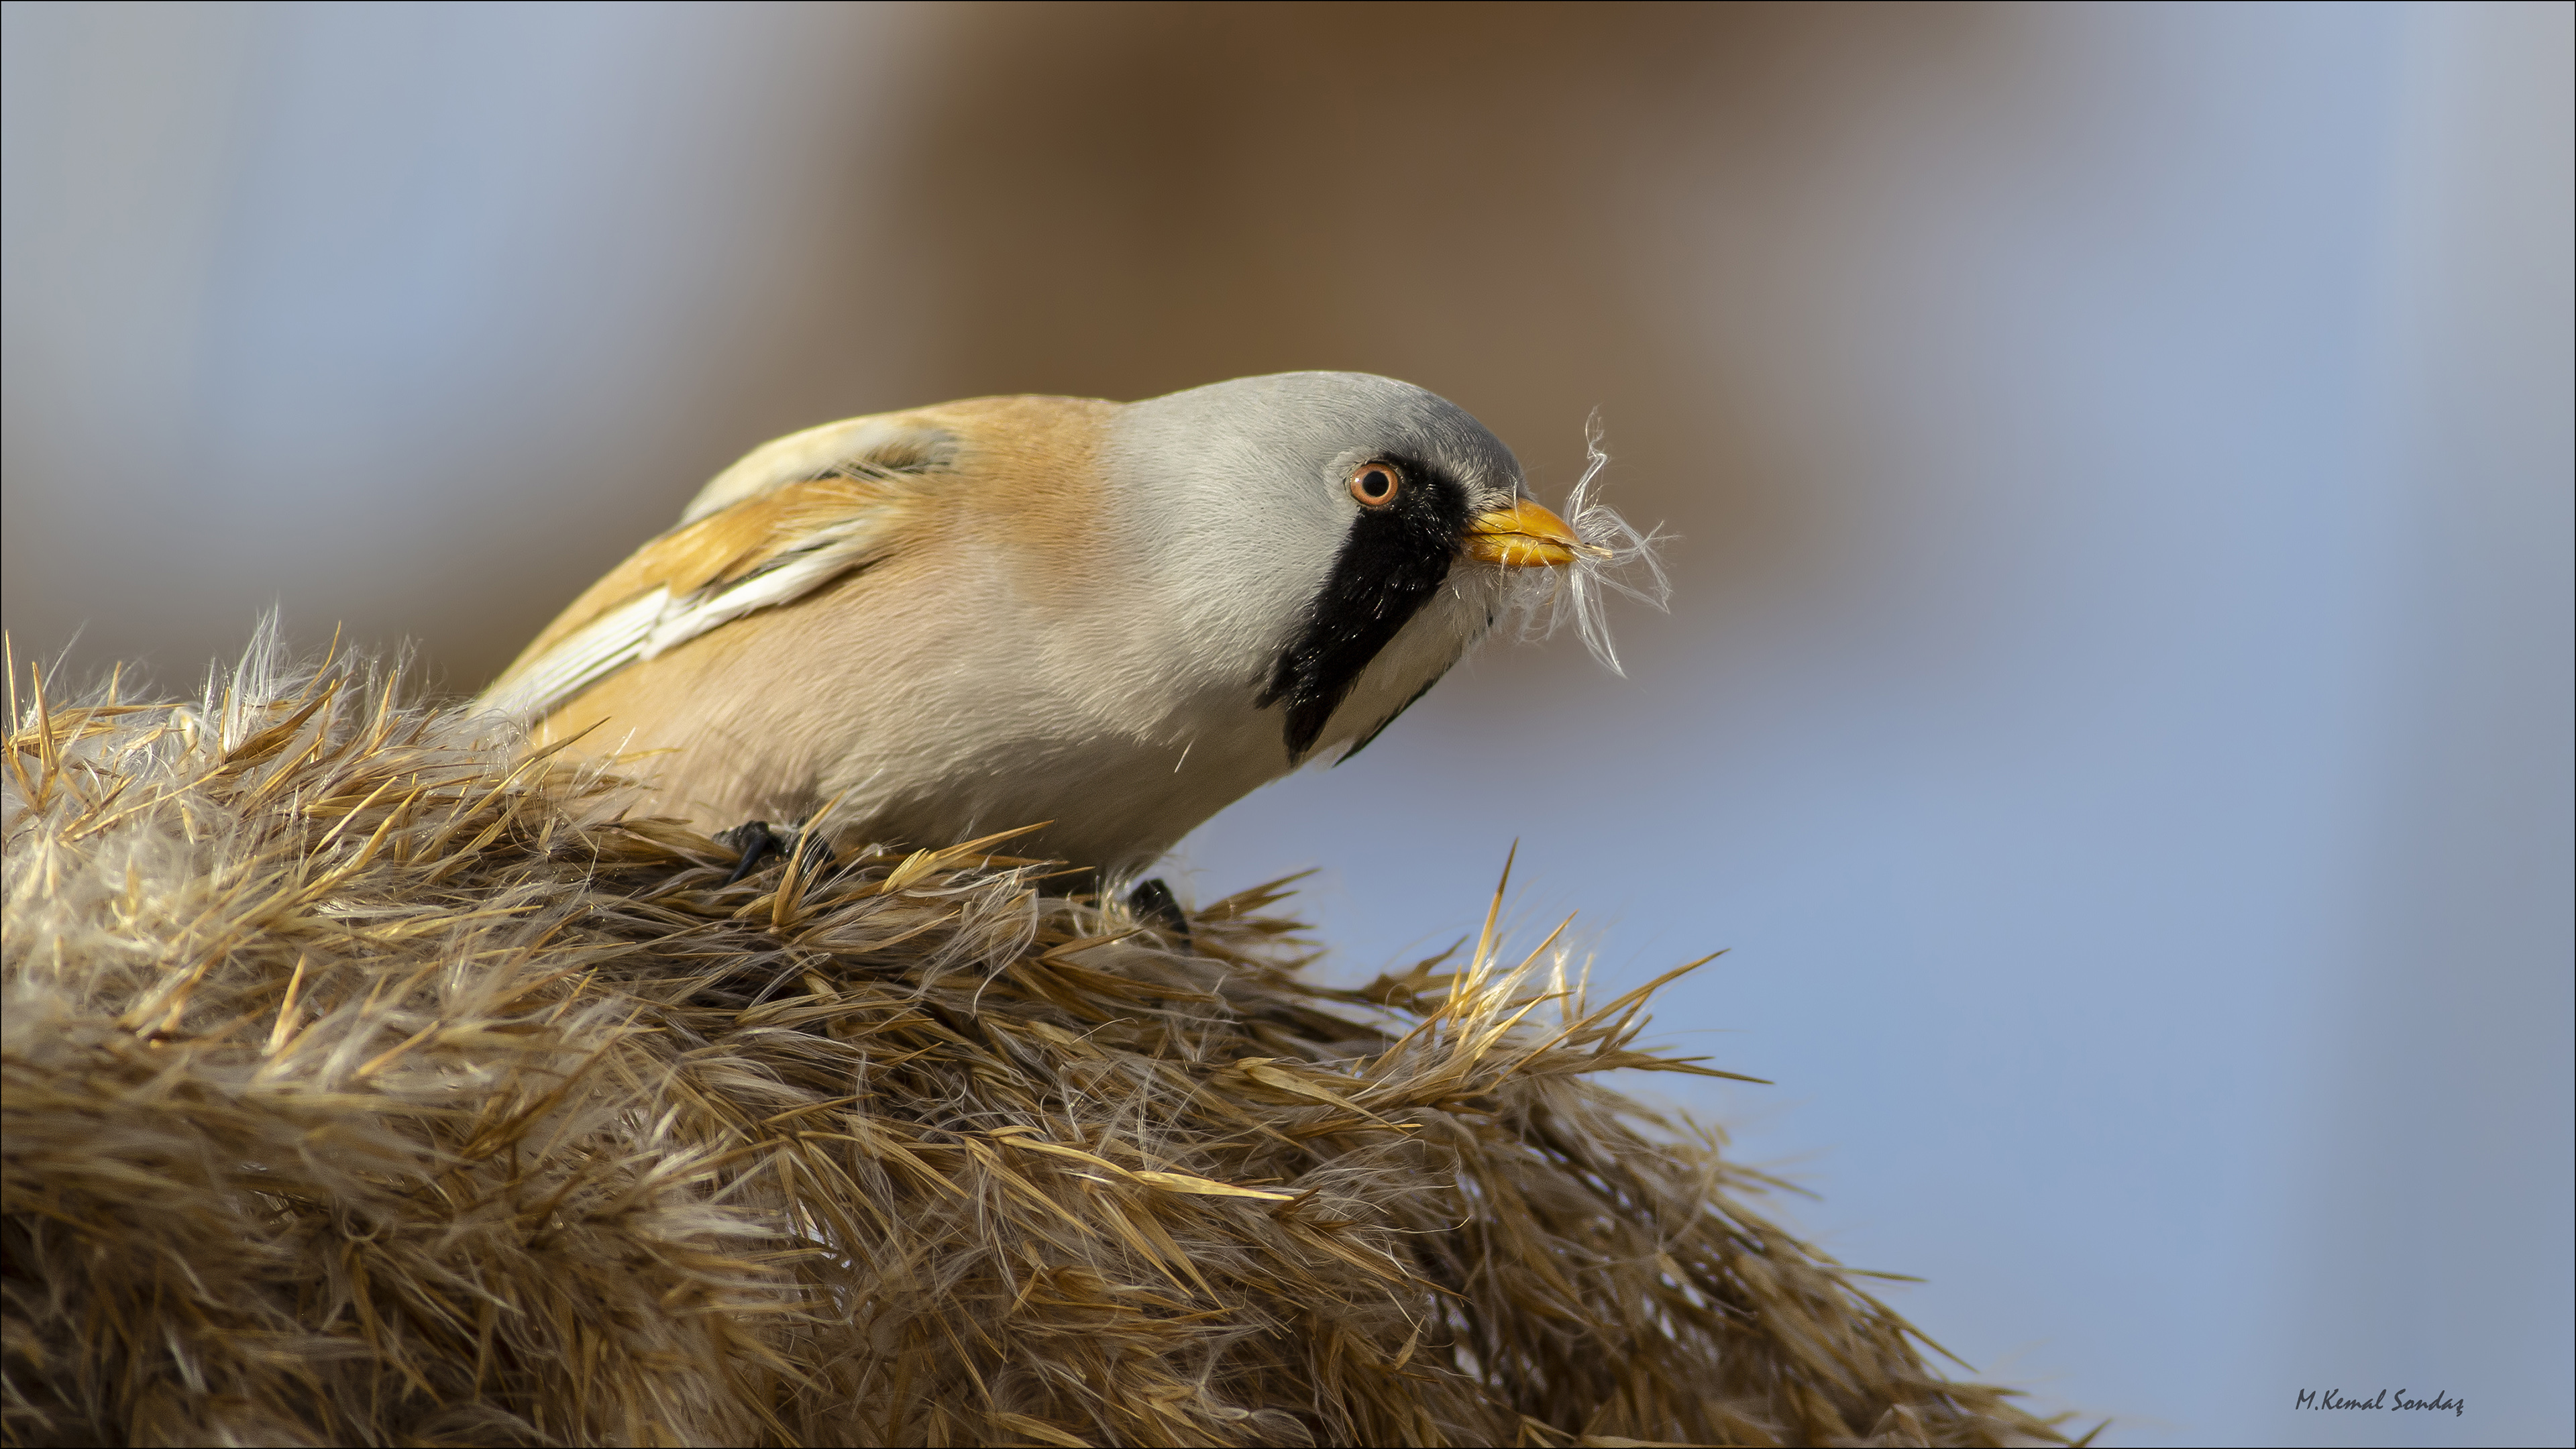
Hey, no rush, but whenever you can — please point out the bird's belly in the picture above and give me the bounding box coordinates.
[537,545,1476,880]
[806,680,1284,879]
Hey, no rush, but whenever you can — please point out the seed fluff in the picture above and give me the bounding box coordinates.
[1496,413,1670,675]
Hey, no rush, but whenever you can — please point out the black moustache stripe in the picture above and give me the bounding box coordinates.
[1260,460,1470,759]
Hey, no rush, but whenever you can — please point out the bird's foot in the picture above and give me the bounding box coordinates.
[716,820,830,885]
[1124,877,1193,953]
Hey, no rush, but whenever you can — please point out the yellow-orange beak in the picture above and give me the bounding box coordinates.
[1464,498,1582,569]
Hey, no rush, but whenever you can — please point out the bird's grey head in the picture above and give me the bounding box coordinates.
[1109,372,1545,760]
[1132,371,1525,508]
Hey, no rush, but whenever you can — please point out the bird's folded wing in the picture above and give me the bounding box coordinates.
[680,415,957,524]
[479,476,921,723]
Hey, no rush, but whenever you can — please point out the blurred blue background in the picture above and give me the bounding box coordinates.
[5,3,2568,1443]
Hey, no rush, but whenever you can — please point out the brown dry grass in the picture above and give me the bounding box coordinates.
[2,633,2075,1447]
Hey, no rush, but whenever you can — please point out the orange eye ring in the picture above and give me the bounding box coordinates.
[1347,461,1403,508]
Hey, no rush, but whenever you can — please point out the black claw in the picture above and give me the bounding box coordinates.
[719,820,837,886]
[1125,877,1192,951]
[717,821,791,885]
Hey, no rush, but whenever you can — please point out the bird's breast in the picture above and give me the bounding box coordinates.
[782,538,1299,873]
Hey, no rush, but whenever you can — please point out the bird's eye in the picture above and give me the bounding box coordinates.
[1348,462,1402,508]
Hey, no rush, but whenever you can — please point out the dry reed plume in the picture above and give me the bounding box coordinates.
[2,631,2074,1446]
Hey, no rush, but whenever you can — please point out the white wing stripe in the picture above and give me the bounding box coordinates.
[482,586,669,722]
[484,516,897,724]
[637,522,885,662]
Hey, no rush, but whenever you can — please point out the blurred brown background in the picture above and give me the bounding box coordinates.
[5,5,2569,1445]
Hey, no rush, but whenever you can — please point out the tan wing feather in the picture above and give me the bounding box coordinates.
[480,474,923,722]
[479,394,1117,727]
[536,478,895,658]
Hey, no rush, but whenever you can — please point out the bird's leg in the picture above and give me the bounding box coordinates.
[719,820,838,887]
[698,822,838,1020]
[717,820,800,885]
[1124,877,1193,952]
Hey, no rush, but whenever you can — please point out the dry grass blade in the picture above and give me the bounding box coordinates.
[3,644,2075,1447]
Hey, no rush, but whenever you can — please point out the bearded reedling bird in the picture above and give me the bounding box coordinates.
[480,372,1656,884]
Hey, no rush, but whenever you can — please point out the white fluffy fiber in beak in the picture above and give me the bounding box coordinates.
[1497,417,1670,676]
